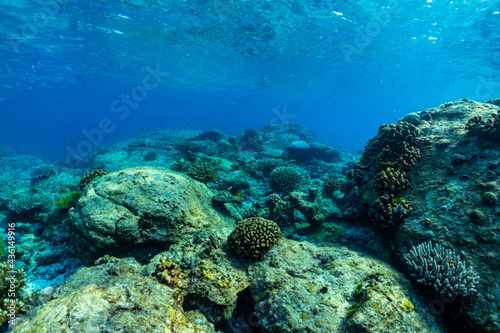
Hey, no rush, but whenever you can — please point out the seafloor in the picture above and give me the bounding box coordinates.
[0,99,499,333]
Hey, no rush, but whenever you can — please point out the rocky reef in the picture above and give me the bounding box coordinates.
[1,104,500,332]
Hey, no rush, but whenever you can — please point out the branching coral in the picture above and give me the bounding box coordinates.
[405,241,479,298]
[57,191,81,210]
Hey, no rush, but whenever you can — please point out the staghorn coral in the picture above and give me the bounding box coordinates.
[373,167,409,194]
[227,217,282,259]
[373,194,409,227]
[79,169,107,189]
[269,166,302,194]
[57,191,81,210]
[405,241,479,298]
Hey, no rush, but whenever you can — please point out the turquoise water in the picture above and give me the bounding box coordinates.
[1,0,499,159]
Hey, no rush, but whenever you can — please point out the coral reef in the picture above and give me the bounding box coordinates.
[79,169,107,189]
[405,241,479,298]
[269,166,301,194]
[227,217,282,259]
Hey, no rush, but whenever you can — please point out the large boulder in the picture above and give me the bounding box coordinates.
[70,166,234,265]
[356,99,500,332]
[12,258,215,333]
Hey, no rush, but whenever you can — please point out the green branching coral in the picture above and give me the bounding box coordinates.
[373,167,409,194]
[0,263,28,325]
[227,217,282,259]
[269,166,302,194]
[57,191,81,210]
[171,159,220,183]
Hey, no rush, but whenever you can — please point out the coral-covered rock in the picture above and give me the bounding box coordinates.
[357,99,500,332]
[12,258,215,333]
[248,240,445,333]
[71,167,233,265]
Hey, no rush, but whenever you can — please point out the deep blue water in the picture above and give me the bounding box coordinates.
[1,0,499,161]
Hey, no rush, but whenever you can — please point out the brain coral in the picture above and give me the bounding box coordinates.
[227,217,282,259]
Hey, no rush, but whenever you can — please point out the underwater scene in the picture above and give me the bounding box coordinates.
[1,0,500,332]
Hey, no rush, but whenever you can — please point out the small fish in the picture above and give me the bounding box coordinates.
[172,149,175,151]
[207,147,210,150]
[62,186,65,189]
[235,192,242,199]
[227,186,233,190]
[427,145,433,150]
[356,159,361,163]
[52,202,56,206]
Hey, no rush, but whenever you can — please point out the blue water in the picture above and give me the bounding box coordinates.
[1,0,499,161]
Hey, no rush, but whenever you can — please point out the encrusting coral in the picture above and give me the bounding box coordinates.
[227,217,282,259]
[405,241,479,298]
